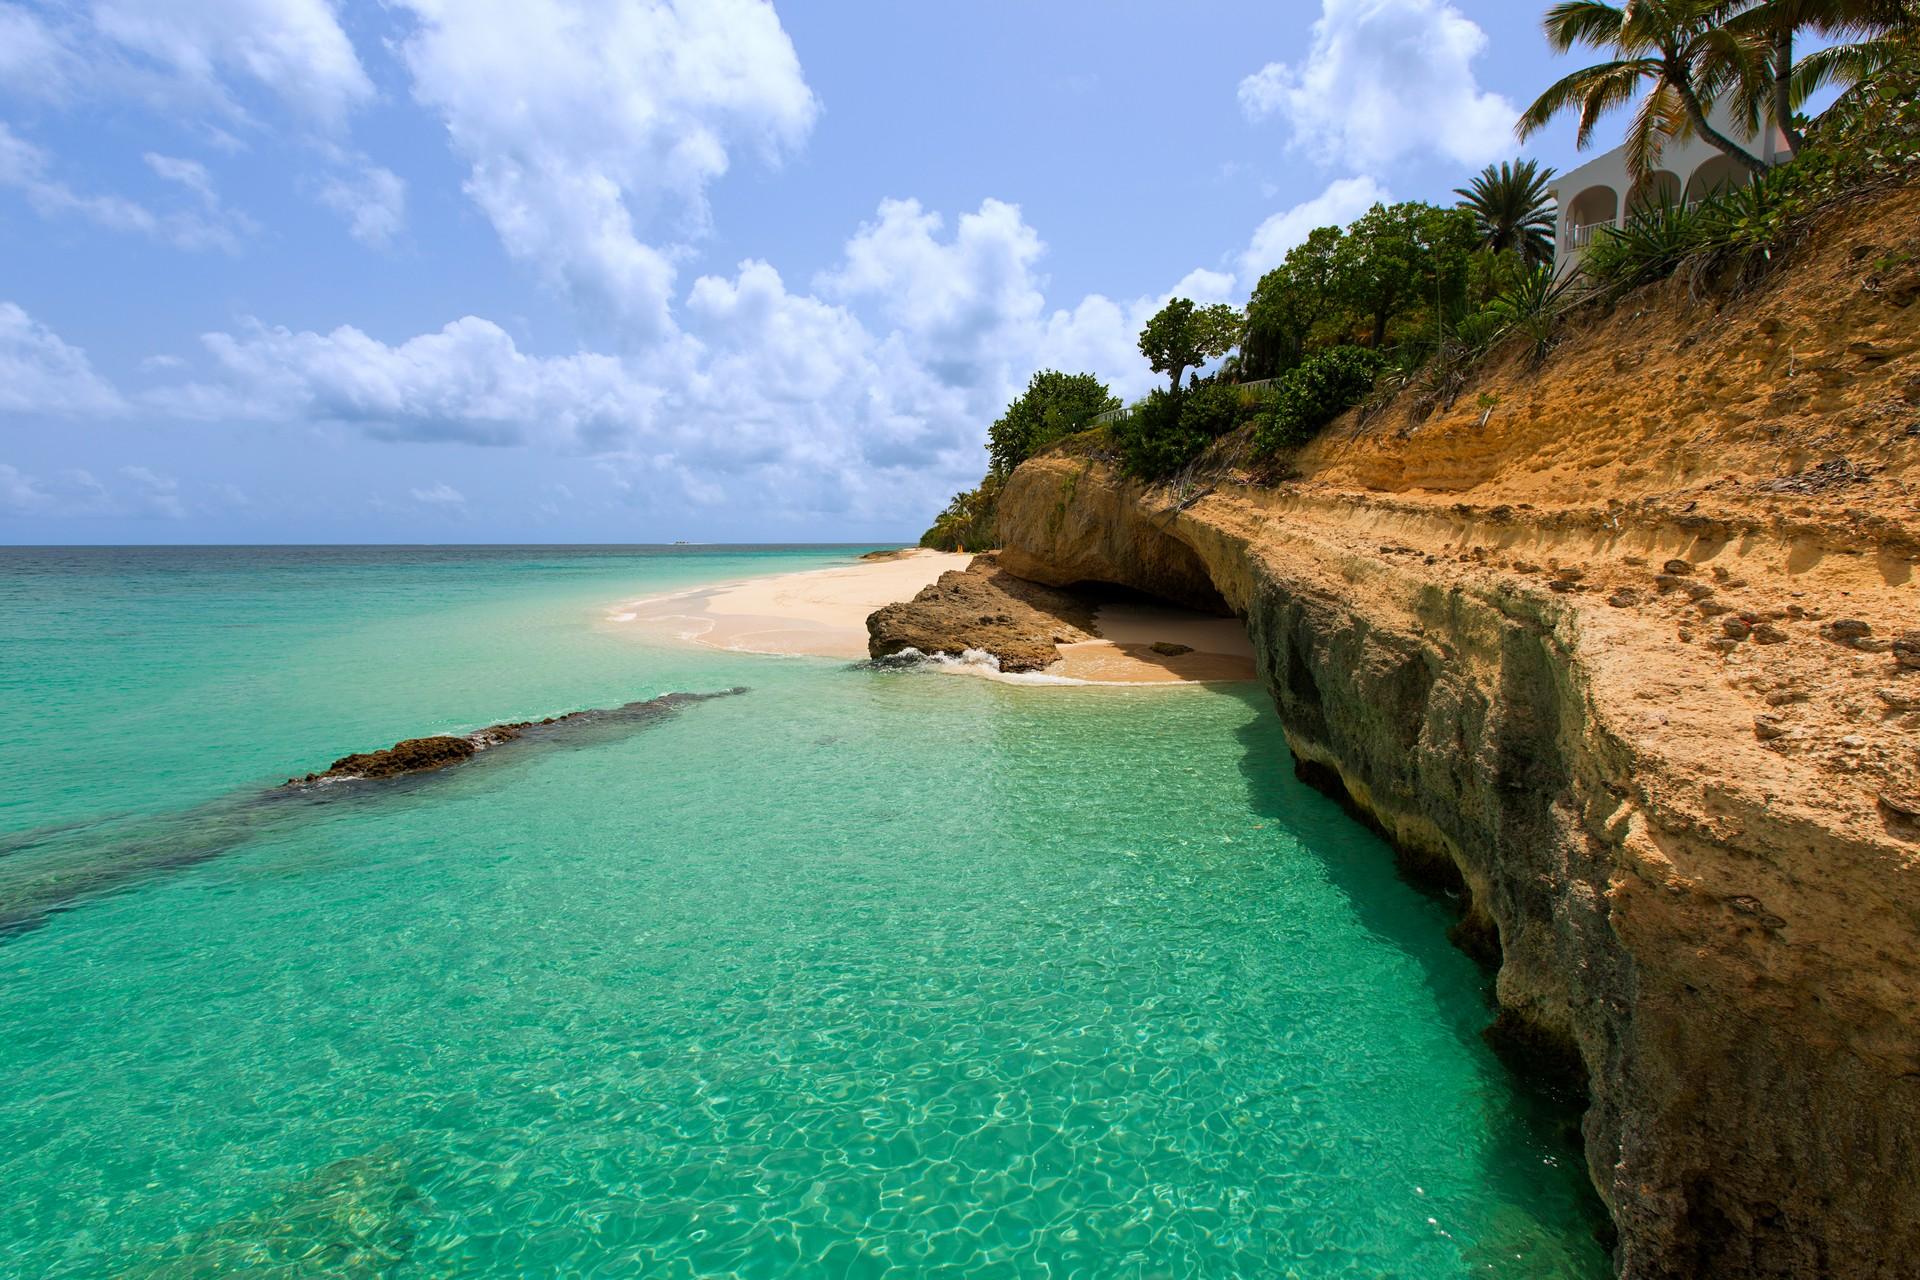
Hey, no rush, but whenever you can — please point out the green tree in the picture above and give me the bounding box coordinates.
[1243,225,1345,379]
[1518,0,1767,179]
[985,369,1120,475]
[1331,203,1477,349]
[1454,159,1558,268]
[1137,297,1241,394]
[920,474,1003,552]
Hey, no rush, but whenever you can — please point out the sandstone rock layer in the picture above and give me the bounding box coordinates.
[988,190,1920,1279]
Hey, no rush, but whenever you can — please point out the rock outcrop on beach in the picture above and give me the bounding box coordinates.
[866,554,1100,671]
[935,188,1920,1277]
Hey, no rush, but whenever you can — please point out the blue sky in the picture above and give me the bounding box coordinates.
[2,0,1612,543]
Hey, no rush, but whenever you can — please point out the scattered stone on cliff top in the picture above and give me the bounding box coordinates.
[865,553,1097,672]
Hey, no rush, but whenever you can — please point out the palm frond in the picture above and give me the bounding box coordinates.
[1574,63,1657,149]
[1454,160,1560,267]
[1543,1,1633,51]
[1624,82,1683,175]
[1793,34,1909,97]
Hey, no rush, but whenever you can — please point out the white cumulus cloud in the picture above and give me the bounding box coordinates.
[165,315,663,449]
[0,3,78,101]
[144,152,217,204]
[410,482,465,505]
[135,167,1426,529]
[0,301,124,415]
[90,0,373,129]
[396,0,818,337]
[317,163,407,247]
[821,197,1046,394]
[1238,0,1517,171]
[0,461,190,520]
[0,124,253,250]
[118,464,185,518]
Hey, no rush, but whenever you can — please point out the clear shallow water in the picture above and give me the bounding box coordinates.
[0,546,1609,1277]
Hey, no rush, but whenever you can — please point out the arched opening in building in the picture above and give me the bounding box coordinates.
[1566,185,1619,249]
[1684,155,1753,203]
[1628,170,1682,214]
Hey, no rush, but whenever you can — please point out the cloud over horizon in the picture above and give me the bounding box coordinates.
[0,0,1552,537]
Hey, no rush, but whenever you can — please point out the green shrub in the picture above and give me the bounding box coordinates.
[1450,307,1511,355]
[1487,261,1578,365]
[1684,173,1803,285]
[1179,382,1248,440]
[1252,346,1385,454]
[1112,389,1208,479]
[1108,382,1272,479]
[1798,52,1920,190]
[1581,199,1709,293]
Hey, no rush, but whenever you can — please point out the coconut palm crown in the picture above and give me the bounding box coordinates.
[1518,0,1767,178]
[1454,159,1559,268]
[1715,0,1918,153]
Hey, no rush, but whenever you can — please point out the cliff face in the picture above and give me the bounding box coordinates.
[992,191,1920,1278]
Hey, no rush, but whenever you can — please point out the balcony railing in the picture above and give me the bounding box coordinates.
[1566,197,1719,253]
[1570,217,1619,250]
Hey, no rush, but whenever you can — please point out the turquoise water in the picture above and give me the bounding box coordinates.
[0,546,1608,1277]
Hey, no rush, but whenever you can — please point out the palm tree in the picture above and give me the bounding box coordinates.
[1783,1,1920,122]
[1715,0,1916,154]
[1519,0,1767,179]
[1454,160,1559,268]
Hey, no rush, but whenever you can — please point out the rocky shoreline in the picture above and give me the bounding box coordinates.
[874,191,1920,1278]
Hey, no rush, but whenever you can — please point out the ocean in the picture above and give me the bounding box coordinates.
[0,545,1608,1277]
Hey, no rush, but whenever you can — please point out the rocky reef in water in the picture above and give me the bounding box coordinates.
[284,689,747,786]
[1,689,747,936]
[887,187,1920,1277]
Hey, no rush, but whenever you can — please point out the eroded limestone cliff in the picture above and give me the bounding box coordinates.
[965,191,1919,1277]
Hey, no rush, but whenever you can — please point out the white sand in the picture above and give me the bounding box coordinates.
[1055,601,1257,684]
[608,549,1258,684]
[611,549,971,658]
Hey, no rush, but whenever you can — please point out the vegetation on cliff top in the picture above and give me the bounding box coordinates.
[917,1,1917,546]
[985,371,1120,478]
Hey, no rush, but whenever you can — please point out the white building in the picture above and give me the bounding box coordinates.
[1550,101,1792,272]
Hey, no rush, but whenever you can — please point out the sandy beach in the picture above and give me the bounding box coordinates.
[612,549,973,658]
[612,549,1256,684]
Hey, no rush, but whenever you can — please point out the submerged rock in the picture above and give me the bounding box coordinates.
[122,1148,423,1279]
[309,734,477,781]
[5,689,750,940]
[284,691,745,786]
